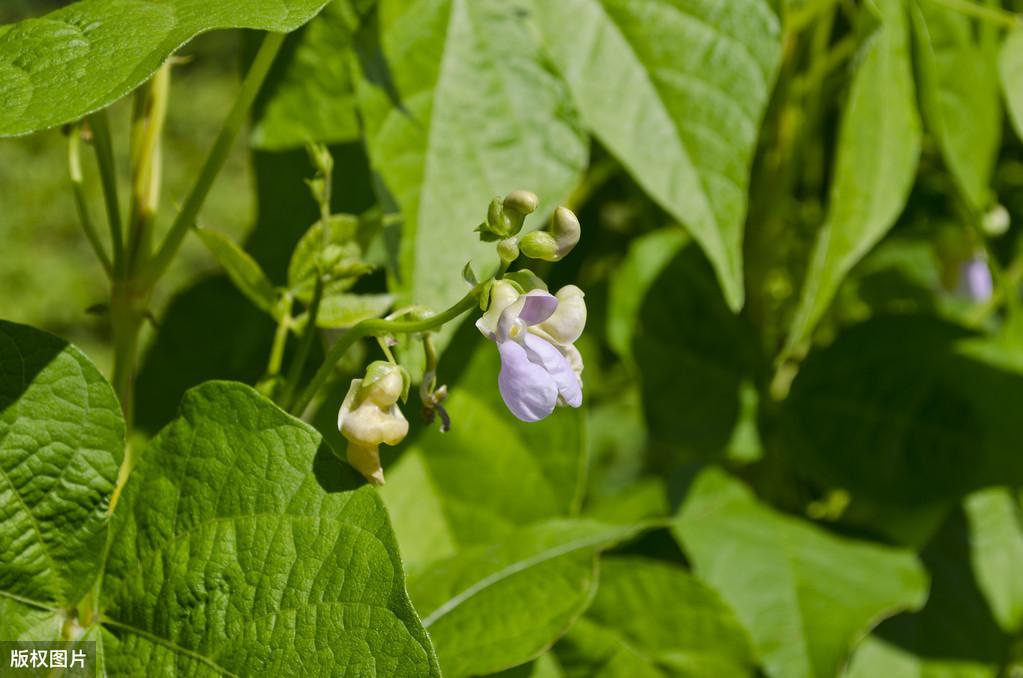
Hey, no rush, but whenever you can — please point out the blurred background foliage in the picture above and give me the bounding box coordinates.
[4,0,1023,676]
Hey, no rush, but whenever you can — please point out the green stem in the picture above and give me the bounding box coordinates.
[86,109,125,277]
[68,124,113,277]
[926,0,1020,27]
[281,276,324,409]
[290,285,484,416]
[126,62,171,275]
[264,295,294,385]
[142,31,286,290]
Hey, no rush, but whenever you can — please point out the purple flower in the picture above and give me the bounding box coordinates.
[959,256,993,302]
[477,282,585,422]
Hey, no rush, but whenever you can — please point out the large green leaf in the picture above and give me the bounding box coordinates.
[911,0,1000,209]
[251,0,362,150]
[0,320,124,638]
[408,520,640,678]
[355,0,588,313]
[380,328,585,564]
[527,0,781,311]
[554,556,756,677]
[100,381,440,675]
[786,0,921,350]
[0,0,333,137]
[673,469,928,678]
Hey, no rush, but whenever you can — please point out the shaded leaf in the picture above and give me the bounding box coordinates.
[0,0,332,136]
[528,0,782,310]
[673,468,928,678]
[313,292,394,328]
[101,381,440,675]
[786,0,921,350]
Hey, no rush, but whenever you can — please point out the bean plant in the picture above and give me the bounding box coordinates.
[2,0,1023,676]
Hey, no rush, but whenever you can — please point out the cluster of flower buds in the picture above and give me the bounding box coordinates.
[477,191,581,264]
[336,361,410,485]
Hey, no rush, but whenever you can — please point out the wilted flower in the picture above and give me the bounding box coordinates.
[337,361,409,485]
[958,255,993,302]
[477,281,585,422]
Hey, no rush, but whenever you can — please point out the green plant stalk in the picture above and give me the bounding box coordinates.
[68,124,113,277]
[261,295,294,395]
[290,285,485,416]
[86,109,125,277]
[926,0,1020,28]
[126,62,171,274]
[142,31,286,290]
[281,276,325,409]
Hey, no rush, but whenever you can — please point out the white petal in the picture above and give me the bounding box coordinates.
[523,333,582,408]
[537,285,586,345]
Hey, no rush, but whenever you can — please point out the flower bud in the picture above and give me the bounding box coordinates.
[983,204,1010,237]
[518,207,581,262]
[551,207,581,258]
[503,190,539,216]
[519,231,560,261]
[498,237,520,263]
[337,361,409,485]
[487,197,509,234]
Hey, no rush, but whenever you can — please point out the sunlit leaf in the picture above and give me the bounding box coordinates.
[527,0,781,310]
[0,0,332,136]
[673,468,928,678]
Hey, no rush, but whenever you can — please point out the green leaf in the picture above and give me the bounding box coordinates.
[287,214,373,299]
[1000,26,1023,143]
[0,0,332,137]
[0,320,124,638]
[100,381,440,675]
[379,328,586,564]
[251,1,362,150]
[554,556,756,678]
[673,469,928,678]
[964,487,1023,634]
[355,0,588,314]
[196,228,278,315]
[408,519,641,678]
[527,0,782,311]
[910,0,1000,209]
[785,0,921,351]
[312,292,395,328]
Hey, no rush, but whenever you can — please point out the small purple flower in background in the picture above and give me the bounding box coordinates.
[477,281,586,422]
[958,255,993,302]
